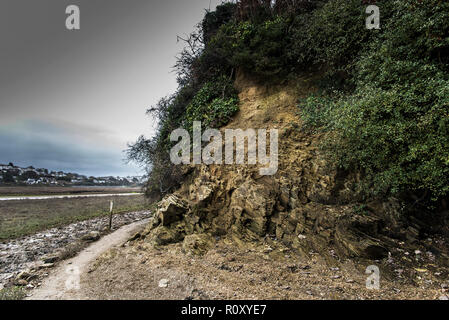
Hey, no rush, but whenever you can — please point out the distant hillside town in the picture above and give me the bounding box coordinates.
[0,162,145,186]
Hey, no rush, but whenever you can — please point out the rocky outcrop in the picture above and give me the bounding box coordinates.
[141,166,394,260]
[157,195,189,226]
[138,76,448,267]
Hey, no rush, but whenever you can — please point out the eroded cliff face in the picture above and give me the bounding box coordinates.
[136,73,449,267]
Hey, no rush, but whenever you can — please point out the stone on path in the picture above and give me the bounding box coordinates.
[158,279,169,288]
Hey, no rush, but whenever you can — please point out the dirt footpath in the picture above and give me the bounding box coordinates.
[0,210,152,287]
[26,219,149,300]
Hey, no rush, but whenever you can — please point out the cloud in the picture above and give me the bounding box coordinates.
[0,0,224,177]
[0,119,141,176]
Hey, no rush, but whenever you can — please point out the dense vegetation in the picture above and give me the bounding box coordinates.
[298,0,449,208]
[129,0,449,209]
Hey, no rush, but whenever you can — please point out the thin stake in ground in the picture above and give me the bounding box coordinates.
[109,200,114,231]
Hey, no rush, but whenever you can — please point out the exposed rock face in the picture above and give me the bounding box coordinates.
[157,195,189,226]
[146,224,186,246]
[139,75,448,266]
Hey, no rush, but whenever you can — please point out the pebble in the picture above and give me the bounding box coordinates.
[263,247,273,253]
[42,255,59,264]
[439,295,449,301]
[158,279,169,288]
[346,279,355,284]
[16,271,31,280]
[394,269,404,276]
[39,263,55,269]
[16,279,28,286]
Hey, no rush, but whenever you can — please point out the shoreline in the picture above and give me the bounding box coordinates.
[0,193,143,201]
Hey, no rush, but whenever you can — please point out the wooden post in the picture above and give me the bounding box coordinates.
[109,200,114,231]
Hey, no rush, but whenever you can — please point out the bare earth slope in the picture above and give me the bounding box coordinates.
[76,238,447,300]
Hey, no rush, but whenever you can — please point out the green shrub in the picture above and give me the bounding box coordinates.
[209,16,291,79]
[299,94,339,130]
[324,83,449,200]
[288,0,395,86]
[300,0,449,203]
[202,2,237,44]
[184,77,239,131]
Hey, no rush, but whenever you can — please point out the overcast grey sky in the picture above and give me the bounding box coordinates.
[0,0,222,176]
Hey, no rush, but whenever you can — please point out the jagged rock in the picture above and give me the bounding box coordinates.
[405,226,420,243]
[190,183,216,207]
[16,279,28,286]
[42,254,59,264]
[230,180,277,237]
[182,234,214,255]
[81,231,101,242]
[146,224,185,246]
[157,195,189,226]
[198,185,214,202]
[16,271,31,281]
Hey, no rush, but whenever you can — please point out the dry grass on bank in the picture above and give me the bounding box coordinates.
[0,195,149,240]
